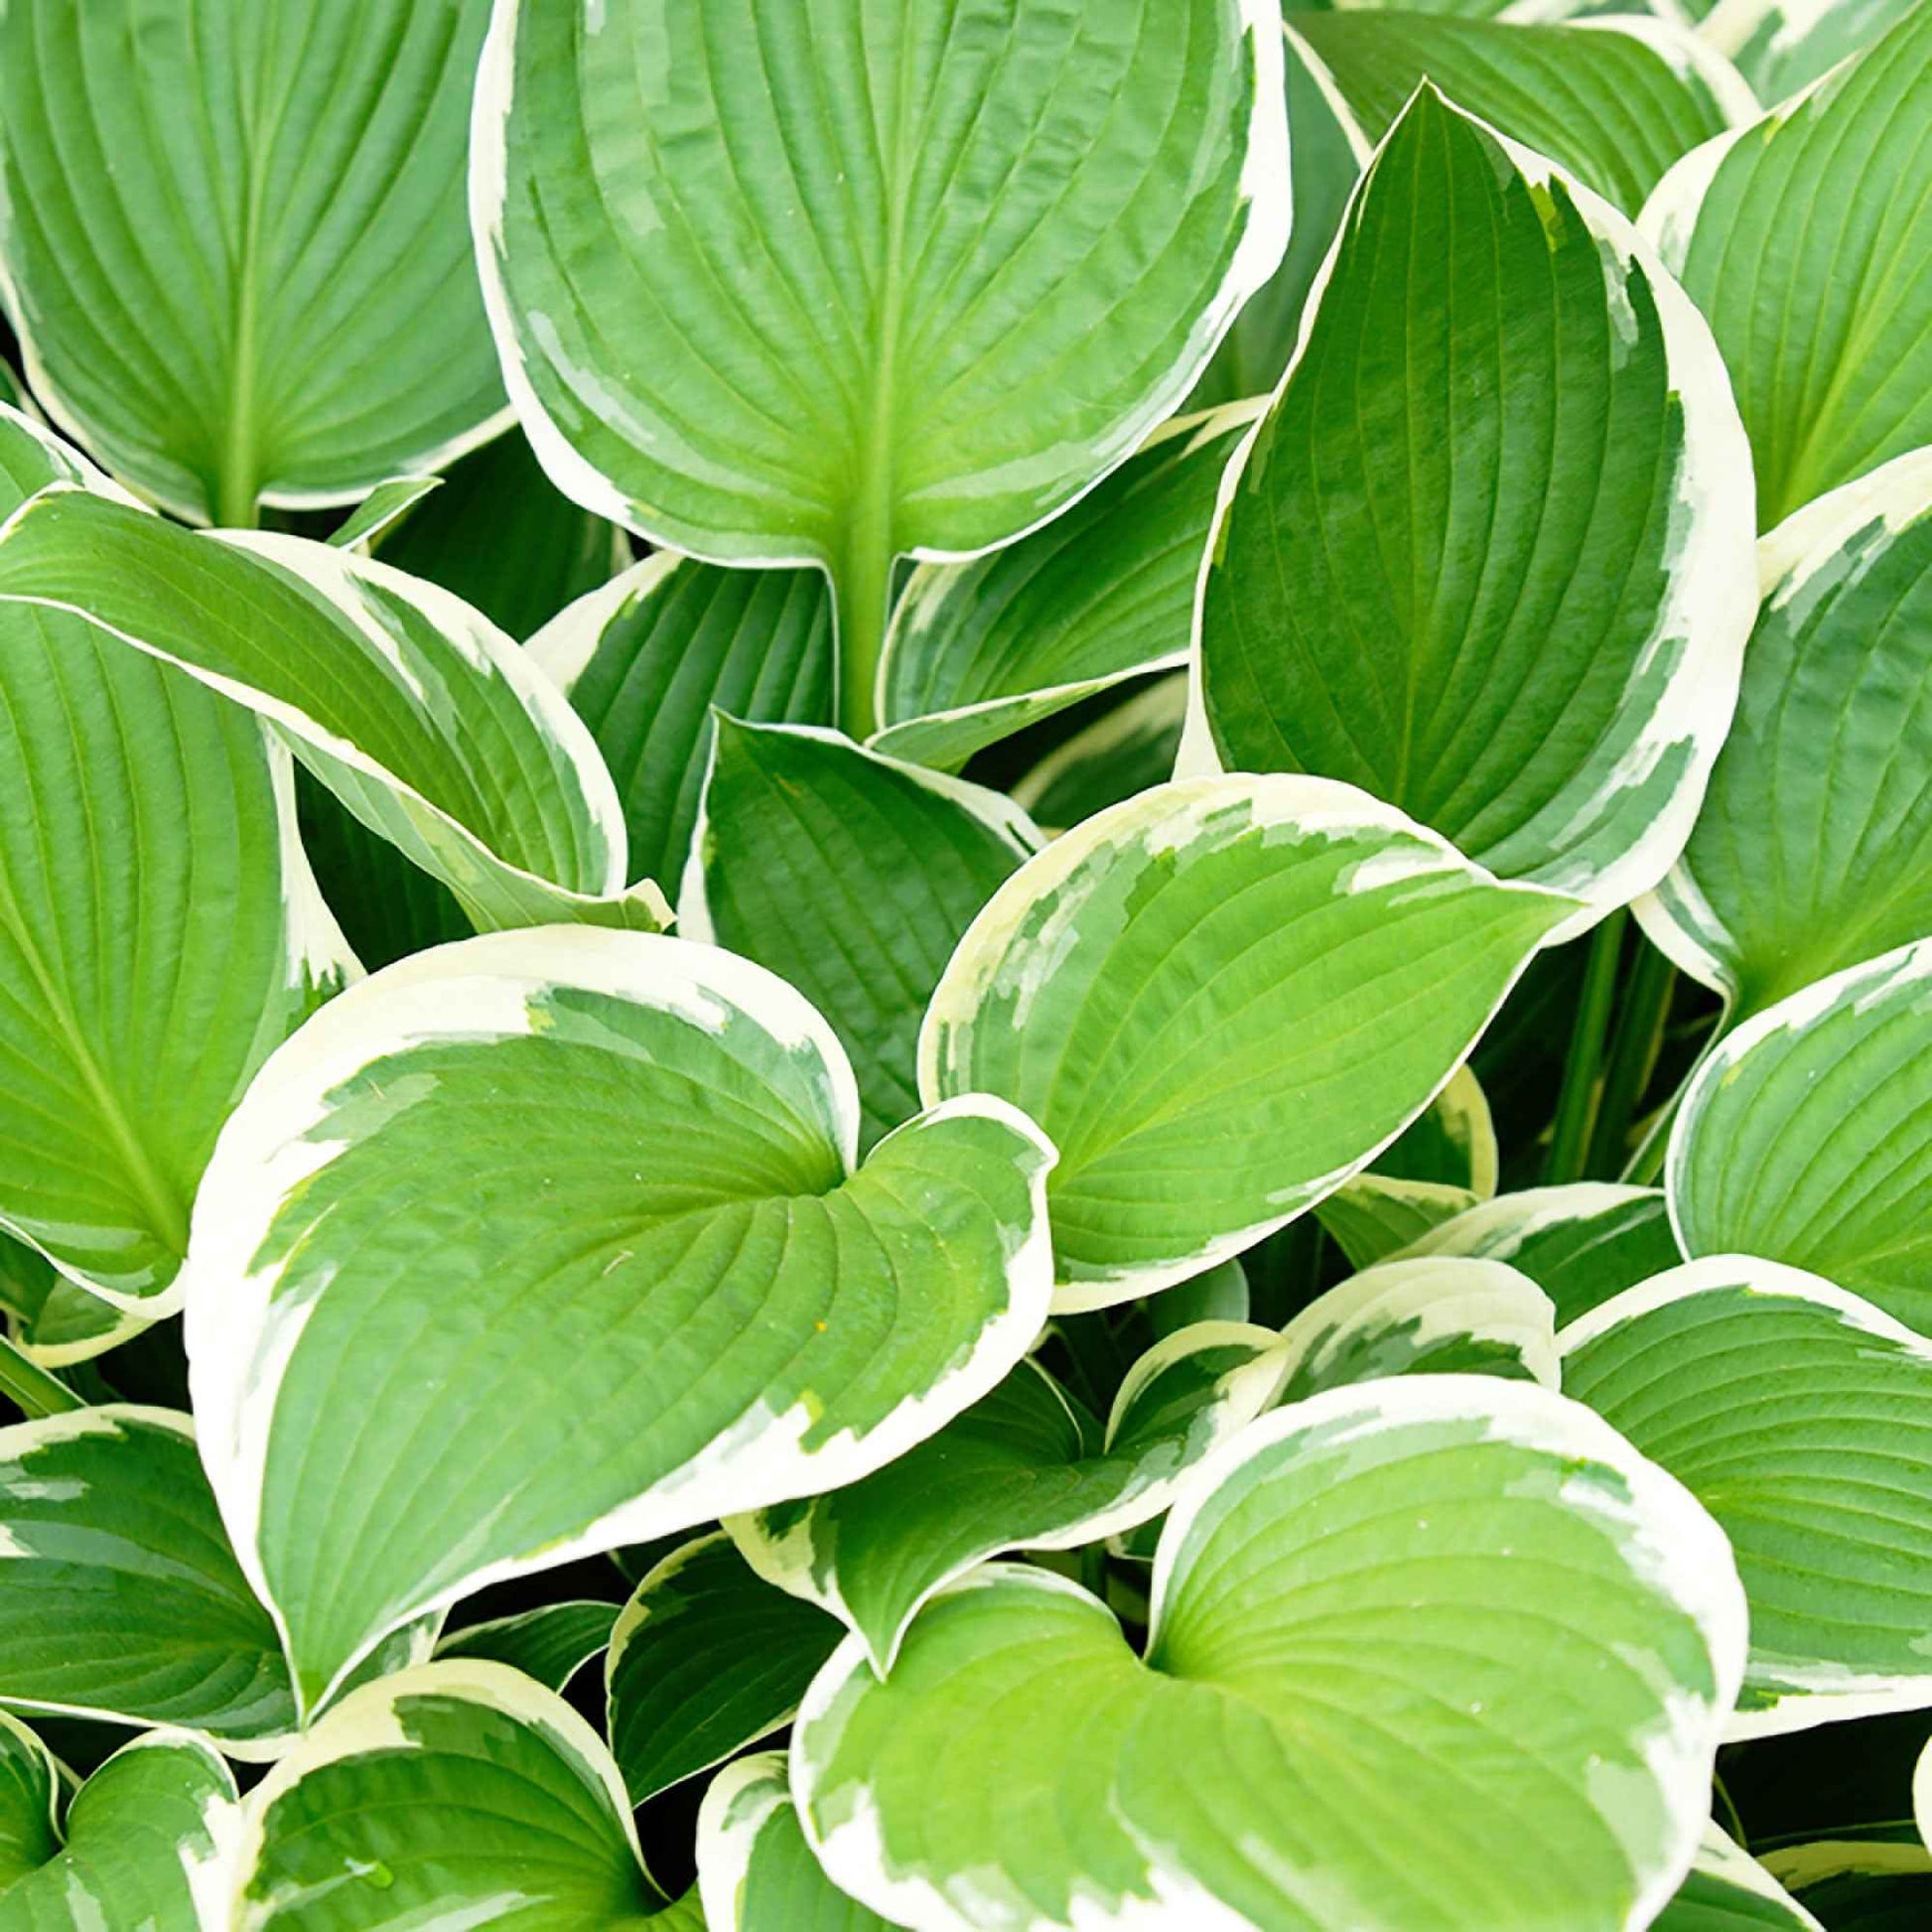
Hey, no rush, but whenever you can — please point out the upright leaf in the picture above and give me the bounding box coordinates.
[475,0,1291,730]
[0,0,504,523]
[1197,86,1756,931]
[1641,4,1932,524]
[184,927,1054,1712]
[922,773,1570,1303]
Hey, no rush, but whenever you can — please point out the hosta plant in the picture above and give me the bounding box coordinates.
[0,0,1928,1927]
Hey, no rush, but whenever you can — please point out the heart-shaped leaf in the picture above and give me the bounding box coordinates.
[1668,939,1932,1331]
[795,1376,1745,1932]
[684,722,1038,1146]
[475,0,1290,732]
[606,1532,841,1807]
[1639,450,1932,1017]
[233,1662,699,1931]
[438,1601,620,1697]
[0,1717,238,1930]
[529,556,835,894]
[1196,86,1756,932]
[184,926,1055,1713]
[0,486,657,933]
[734,1322,1285,1672]
[0,0,504,524]
[922,773,1571,1303]
[1640,3,1932,525]
[1562,1256,1932,1736]
[1656,1828,1826,1932]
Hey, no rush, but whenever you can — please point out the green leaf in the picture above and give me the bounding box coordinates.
[1289,12,1749,215]
[475,0,1290,732]
[0,486,661,934]
[1668,939,1932,1332]
[0,1406,296,1745]
[795,1377,1745,1931]
[1641,4,1932,525]
[1147,1258,1251,1339]
[733,1323,1285,1673]
[0,418,351,1309]
[1639,451,1932,1017]
[1562,1256,1932,1735]
[922,773,1570,1303]
[684,723,1037,1147]
[0,1717,238,1931]
[0,0,504,525]
[183,927,1055,1713]
[1704,0,1920,103]
[233,1662,697,1931]
[1394,1181,1682,1327]
[437,1601,620,1697]
[870,403,1260,771]
[1766,1844,1932,1932]
[328,477,442,552]
[1011,676,1188,834]
[1271,1255,1558,1402]
[528,555,834,894]
[699,1753,897,1932]
[0,1234,149,1368]
[1656,1828,1826,1931]
[1196,86,1756,930]
[605,1532,840,1807]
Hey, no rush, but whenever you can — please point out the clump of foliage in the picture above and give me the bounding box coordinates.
[0,0,1928,1927]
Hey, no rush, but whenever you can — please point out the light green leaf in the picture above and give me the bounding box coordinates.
[795,1376,1745,1932]
[1394,1181,1682,1326]
[1011,676,1189,835]
[0,485,661,935]
[605,1532,840,1807]
[684,723,1037,1147]
[1640,4,1932,525]
[475,0,1290,733]
[1656,1827,1826,1931]
[1702,0,1919,102]
[1668,939,1932,1331]
[1196,86,1756,932]
[0,418,352,1310]
[232,1662,696,1931]
[528,555,835,897]
[870,403,1260,771]
[0,1234,150,1368]
[1639,451,1932,1016]
[699,1753,897,1932]
[0,1717,238,1931]
[921,773,1571,1304]
[328,477,442,552]
[183,927,1055,1714]
[437,1601,620,1697]
[1562,1256,1932,1734]
[733,1323,1285,1673]
[0,1406,295,1746]
[0,0,505,525]
[1290,12,1750,215]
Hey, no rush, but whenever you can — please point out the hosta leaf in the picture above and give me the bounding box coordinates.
[0,486,656,934]
[1396,1182,1682,1326]
[183,927,1054,1713]
[684,723,1038,1147]
[605,1532,840,1806]
[1640,4,1932,525]
[233,1662,697,1931]
[699,1753,897,1932]
[1271,1255,1559,1402]
[0,0,504,524]
[1289,12,1748,215]
[733,1324,1284,1673]
[1767,1845,1932,1932]
[0,417,350,1309]
[870,403,1259,771]
[1657,1828,1826,1931]
[328,478,441,553]
[1196,86,1755,931]
[1011,676,1188,834]
[921,773,1570,1304]
[1148,1258,1251,1338]
[437,1601,620,1697]
[0,1407,293,1745]
[0,1233,149,1368]
[529,555,834,893]
[1562,1257,1932,1734]
[1668,939,1932,1331]
[1704,0,1919,103]
[1639,451,1932,1016]
[0,1717,238,1931]
[795,1377,1745,1932]
[475,0,1290,732]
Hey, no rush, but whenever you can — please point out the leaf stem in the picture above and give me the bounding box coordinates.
[0,1334,82,1418]
[1586,938,1675,1179]
[1544,910,1626,1185]
[835,524,894,740]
